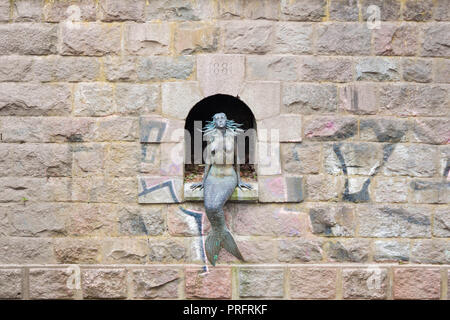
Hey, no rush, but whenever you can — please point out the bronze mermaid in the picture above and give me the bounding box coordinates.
[191,113,252,266]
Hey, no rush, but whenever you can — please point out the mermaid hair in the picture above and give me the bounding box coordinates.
[200,113,244,137]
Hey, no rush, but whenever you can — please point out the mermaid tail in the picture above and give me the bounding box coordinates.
[205,227,244,266]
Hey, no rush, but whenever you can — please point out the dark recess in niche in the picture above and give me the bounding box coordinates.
[184,94,257,182]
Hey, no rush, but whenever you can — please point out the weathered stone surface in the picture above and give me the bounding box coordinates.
[403,0,433,21]
[43,0,97,22]
[219,0,279,20]
[339,84,378,115]
[257,114,302,142]
[326,239,370,262]
[0,23,57,55]
[223,20,273,54]
[82,269,127,299]
[402,58,432,83]
[119,205,164,236]
[72,143,107,177]
[0,0,9,21]
[12,0,43,21]
[99,0,145,21]
[61,23,121,56]
[433,0,450,21]
[218,238,277,263]
[309,205,355,236]
[133,268,180,299]
[102,239,148,264]
[373,177,408,203]
[394,268,441,299]
[140,115,184,143]
[410,179,450,204]
[316,23,371,55]
[283,84,337,115]
[54,239,101,264]
[240,81,280,120]
[247,55,297,81]
[257,140,281,176]
[138,176,183,204]
[274,23,312,54]
[148,239,187,262]
[281,143,321,174]
[233,204,302,236]
[106,143,141,177]
[161,82,201,120]
[422,24,450,56]
[278,239,323,262]
[290,268,336,299]
[175,22,218,54]
[0,143,71,177]
[356,58,400,81]
[32,56,101,82]
[343,268,388,300]
[0,238,55,264]
[330,0,359,21]
[73,177,136,203]
[411,239,449,264]
[305,174,343,201]
[358,205,432,237]
[434,207,450,237]
[186,267,231,299]
[359,118,409,142]
[29,268,76,299]
[434,59,450,83]
[7,203,67,237]
[281,0,325,21]
[411,118,450,145]
[360,0,401,21]
[0,177,71,202]
[258,176,304,203]
[239,268,284,298]
[116,83,159,115]
[384,144,438,177]
[104,56,137,81]
[0,56,34,81]
[374,240,410,262]
[140,144,161,174]
[304,117,357,141]
[74,83,114,116]
[298,56,353,82]
[0,269,22,299]
[66,203,117,236]
[0,83,71,116]
[373,24,418,56]
[379,84,448,117]
[145,0,215,21]
[125,22,170,55]
[197,54,245,96]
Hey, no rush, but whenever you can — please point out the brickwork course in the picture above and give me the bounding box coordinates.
[0,0,449,300]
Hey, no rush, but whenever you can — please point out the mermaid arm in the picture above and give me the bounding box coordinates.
[234,135,252,190]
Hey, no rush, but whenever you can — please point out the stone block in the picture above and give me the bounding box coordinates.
[326,239,370,262]
[99,0,145,21]
[147,239,187,262]
[12,0,43,21]
[356,57,400,81]
[316,23,371,55]
[0,269,22,299]
[133,268,180,299]
[116,83,160,115]
[422,24,450,57]
[119,205,165,236]
[394,268,441,299]
[343,268,388,300]
[197,54,245,96]
[339,84,378,115]
[240,81,280,120]
[283,84,338,115]
[373,24,418,56]
[43,0,97,22]
[274,22,313,54]
[384,144,438,177]
[82,269,127,299]
[258,176,304,203]
[0,23,57,55]
[329,0,359,21]
[403,0,433,21]
[280,0,326,21]
[222,20,273,54]
[278,239,323,262]
[298,56,353,82]
[102,239,148,264]
[162,82,202,120]
[373,177,408,203]
[309,204,355,236]
[434,206,450,237]
[358,205,432,238]
[54,239,101,264]
[257,114,302,142]
[402,58,432,83]
[360,0,401,20]
[359,118,409,143]
[305,174,344,201]
[61,22,121,56]
[104,56,138,81]
[281,143,321,174]
[411,239,449,264]
[29,268,76,299]
[140,115,184,143]
[434,58,450,83]
[239,268,284,298]
[145,0,215,21]
[304,117,357,141]
[74,82,115,116]
[374,240,410,262]
[0,238,55,264]
[290,268,336,299]
[174,22,218,54]
[246,56,297,81]
[186,267,231,299]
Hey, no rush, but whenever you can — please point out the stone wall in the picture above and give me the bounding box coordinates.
[0,0,448,300]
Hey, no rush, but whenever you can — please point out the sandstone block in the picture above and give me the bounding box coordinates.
[161,82,202,120]
[278,239,323,262]
[373,24,418,56]
[290,268,336,299]
[240,81,280,120]
[239,268,284,298]
[223,21,273,54]
[246,55,297,81]
[175,22,218,54]
[281,143,321,174]
[339,84,378,115]
[283,84,338,115]
[394,268,441,299]
[186,267,231,299]
[298,56,353,82]
[29,268,76,299]
[280,0,326,21]
[374,240,410,262]
[0,269,22,299]
[82,269,127,299]
[343,268,388,300]
[316,23,371,55]
[99,0,145,21]
[0,23,57,55]
[133,268,180,299]
[356,57,400,81]
[274,22,313,54]
[125,22,170,55]
[304,117,357,140]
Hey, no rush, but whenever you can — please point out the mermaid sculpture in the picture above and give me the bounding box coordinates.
[191,113,252,266]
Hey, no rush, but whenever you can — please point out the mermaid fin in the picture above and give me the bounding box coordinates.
[205,228,244,266]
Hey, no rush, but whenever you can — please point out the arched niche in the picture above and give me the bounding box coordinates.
[184,94,257,183]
